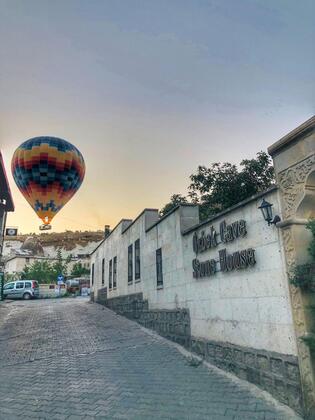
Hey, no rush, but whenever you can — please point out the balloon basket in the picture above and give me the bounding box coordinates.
[39,224,52,231]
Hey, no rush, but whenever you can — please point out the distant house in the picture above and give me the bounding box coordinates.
[3,236,92,280]
[0,151,14,267]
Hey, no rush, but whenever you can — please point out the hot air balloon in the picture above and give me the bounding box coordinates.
[11,137,85,230]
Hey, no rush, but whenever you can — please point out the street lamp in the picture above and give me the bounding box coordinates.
[258,198,281,226]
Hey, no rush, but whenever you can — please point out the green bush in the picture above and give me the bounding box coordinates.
[290,264,315,290]
[307,219,315,260]
[290,219,315,290]
[300,334,315,350]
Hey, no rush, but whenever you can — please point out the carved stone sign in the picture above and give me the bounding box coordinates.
[192,219,256,278]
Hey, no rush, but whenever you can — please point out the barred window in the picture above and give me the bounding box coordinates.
[156,248,163,288]
[91,263,95,286]
[113,256,117,289]
[135,239,140,280]
[101,258,105,285]
[109,259,112,289]
[128,245,133,284]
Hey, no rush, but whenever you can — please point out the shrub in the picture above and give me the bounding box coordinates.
[290,219,315,290]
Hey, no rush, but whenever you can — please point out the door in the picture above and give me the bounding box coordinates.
[14,281,25,298]
[3,282,15,298]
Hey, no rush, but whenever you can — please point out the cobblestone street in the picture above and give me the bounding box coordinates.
[0,298,302,419]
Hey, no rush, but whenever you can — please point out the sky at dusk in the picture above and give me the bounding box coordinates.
[0,0,314,233]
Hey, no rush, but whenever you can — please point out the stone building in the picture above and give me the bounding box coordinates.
[0,152,14,269]
[90,117,315,417]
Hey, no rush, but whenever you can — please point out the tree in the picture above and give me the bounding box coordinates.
[71,262,90,277]
[161,152,275,221]
[159,194,188,217]
[20,251,73,284]
[21,260,55,283]
[189,151,275,220]
[51,249,71,280]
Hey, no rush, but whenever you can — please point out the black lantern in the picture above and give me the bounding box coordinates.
[258,198,281,226]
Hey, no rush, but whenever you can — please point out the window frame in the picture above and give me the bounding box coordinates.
[113,256,117,289]
[156,248,163,288]
[101,258,105,286]
[135,239,141,281]
[128,244,133,284]
[91,263,95,286]
[109,259,113,290]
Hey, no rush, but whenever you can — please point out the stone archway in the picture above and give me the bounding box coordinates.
[296,170,315,220]
[269,116,315,418]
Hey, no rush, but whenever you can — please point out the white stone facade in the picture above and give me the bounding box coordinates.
[91,188,297,357]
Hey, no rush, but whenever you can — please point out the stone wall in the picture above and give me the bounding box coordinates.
[192,338,302,413]
[101,292,302,414]
[96,287,107,305]
[103,292,191,347]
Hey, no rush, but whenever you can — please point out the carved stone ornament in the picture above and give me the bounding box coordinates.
[278,153,315,415]
[278,154,315,219]
[282,228,314,412]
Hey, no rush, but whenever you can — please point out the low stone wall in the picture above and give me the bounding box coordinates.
[103,293,190,347]
[96,287,107,305]
[191,338,302,413]
[100,292,302,414]
[138,308,191,347]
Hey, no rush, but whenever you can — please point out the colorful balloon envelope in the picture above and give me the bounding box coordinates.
[12,137,85,228]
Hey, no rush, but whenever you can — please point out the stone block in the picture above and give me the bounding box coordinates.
[286,383,303,413]
[270,358,284,377]
[260,373,273,391]
[223,347,233,362]
[244,352,256,368]
[191,339,206,356]
[274,379,288,404]
[235,366,247,380]
[284,361,300,383]
[215,345,224,359]
[246,367,260,385]
[207,343,216,358]
[234,349,243,364]
[257,355,269,371]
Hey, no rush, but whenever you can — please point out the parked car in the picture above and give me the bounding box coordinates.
[3,280,39,300]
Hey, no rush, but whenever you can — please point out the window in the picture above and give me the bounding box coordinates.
[156,248,163,288]
[113,256,117,288]
[128,245,133,284]
[101,258,105,285]
[91,263,94,286]
[135,239,140,281]
[4,283,14,290]
[16,282,24,289]
[109,259,113,289]
[25,257,30,263]
[25,282,32,288]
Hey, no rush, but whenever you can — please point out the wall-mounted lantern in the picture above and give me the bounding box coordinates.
[258,198,281,226]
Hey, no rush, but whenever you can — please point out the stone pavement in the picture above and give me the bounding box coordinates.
[0,298,302,419]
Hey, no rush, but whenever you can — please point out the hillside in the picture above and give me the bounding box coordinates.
[5,230,104,251]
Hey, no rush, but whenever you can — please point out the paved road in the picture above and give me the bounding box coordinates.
[0,298,301,420]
